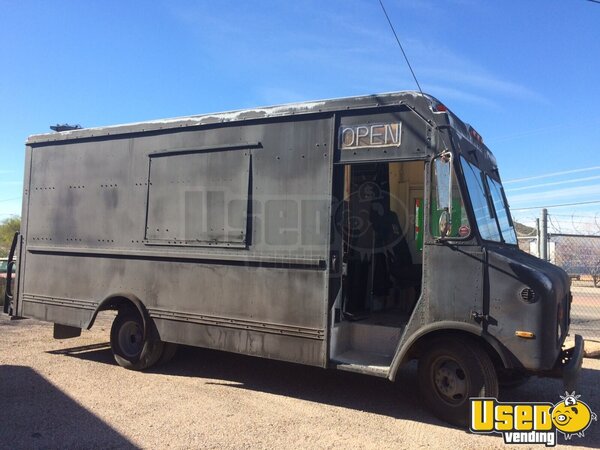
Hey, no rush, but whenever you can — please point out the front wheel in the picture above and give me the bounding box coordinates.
[418,338,498,427]
[110,309,164,370]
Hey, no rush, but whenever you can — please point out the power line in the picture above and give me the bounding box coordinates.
[512,199,600,211]
[377,0,424,96]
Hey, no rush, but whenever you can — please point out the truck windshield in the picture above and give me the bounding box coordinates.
[460,157,517,244]
[486,176,517,244]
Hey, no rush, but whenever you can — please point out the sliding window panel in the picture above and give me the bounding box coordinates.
[146,149,251,247]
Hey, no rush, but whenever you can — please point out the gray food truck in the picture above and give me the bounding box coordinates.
[4,91,583,426]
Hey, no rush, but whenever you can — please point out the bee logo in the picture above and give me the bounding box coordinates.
[551,392,597,440]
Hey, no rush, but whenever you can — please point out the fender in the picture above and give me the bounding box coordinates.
[85,293,150,339]
[387,320,514,381]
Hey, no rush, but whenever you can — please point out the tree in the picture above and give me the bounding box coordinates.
[0,217,20,257]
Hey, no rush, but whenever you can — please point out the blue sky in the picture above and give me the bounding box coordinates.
[1,0,599,232]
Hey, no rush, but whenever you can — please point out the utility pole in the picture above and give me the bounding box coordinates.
[535,218,541,257]
[540,209,548,260]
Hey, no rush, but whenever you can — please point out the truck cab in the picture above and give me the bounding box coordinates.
[326,94,583,426]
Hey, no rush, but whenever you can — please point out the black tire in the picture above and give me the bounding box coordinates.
[417,338,498,427]
[157,342,179,366]
[497,369,531,389]
[110,308,164,371]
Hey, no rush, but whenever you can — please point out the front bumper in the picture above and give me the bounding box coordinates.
[539,334,584,391]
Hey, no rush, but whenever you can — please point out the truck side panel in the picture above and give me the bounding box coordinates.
[20,116,333,367]
[10,145,32,317]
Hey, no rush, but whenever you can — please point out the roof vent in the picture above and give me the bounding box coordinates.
[50,123,82,132]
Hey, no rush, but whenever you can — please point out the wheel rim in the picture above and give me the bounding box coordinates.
[431,356,468,405]
[118,320,144,358]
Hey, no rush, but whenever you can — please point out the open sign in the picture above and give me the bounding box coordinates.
[340,122,402,149]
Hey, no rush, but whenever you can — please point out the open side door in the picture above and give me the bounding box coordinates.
[3,232,20,316]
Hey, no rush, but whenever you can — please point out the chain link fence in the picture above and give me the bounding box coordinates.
[549,233,600,340]
[516,217,600,341]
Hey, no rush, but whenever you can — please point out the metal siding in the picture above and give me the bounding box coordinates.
[21,117,333,367]
[251,119,331,256]
[153,318,324,366]
[424,245,483,322]
[14,145,33,316]
[22,255,326,329]
[27,139,136,247]
[485,247,567,370]
[26,91,434,145]
[337,110,431,163]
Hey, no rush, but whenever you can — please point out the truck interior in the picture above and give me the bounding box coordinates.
[330,160,425,375]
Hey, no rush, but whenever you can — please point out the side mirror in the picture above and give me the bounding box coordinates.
[438,208,451,238]
[433,153,453,239]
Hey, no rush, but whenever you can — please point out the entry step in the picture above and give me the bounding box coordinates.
[332,350,392,377]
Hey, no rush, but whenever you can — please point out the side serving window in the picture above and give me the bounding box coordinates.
[430,156,470,239]
[145,149,250,247]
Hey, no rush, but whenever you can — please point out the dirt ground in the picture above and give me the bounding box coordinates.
[1,314,599,449]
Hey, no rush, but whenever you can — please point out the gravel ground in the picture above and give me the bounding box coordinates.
[1,313,599,449]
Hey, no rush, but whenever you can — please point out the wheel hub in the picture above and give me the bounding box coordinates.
[433,358,468,404]
[118,320,143,358]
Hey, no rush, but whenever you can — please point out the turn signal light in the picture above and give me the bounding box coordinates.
[515,331,535,339]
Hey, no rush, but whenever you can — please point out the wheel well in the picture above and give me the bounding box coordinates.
[85,295,146,331]
[406,329,507,373]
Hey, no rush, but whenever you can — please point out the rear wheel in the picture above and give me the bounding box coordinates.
[110,309,164,370]
[158,342,179,366]
[417,338,498,427]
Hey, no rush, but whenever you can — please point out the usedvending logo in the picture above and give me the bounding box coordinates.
[470,392,597,446]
